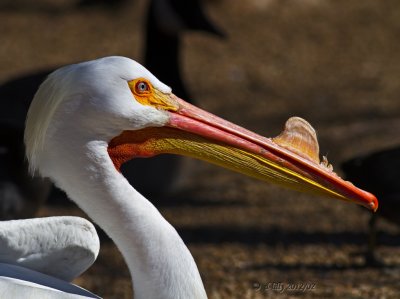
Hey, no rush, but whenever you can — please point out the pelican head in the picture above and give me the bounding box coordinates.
[25,56,377,212]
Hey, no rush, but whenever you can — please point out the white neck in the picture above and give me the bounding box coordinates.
[48,139,207,299]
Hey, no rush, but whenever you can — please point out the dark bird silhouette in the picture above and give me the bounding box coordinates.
[144,0,224,99]
[126,0,224,196]
[0,0,224,218]
[0,72,53,218]
[342,146,400,265]
[0,123,51,219]
[77,0,129,9]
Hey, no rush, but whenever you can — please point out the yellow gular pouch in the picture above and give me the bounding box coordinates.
[128,78,179,111]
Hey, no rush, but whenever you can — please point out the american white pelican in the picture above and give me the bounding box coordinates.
[0,0,223,217]
[0,56,377,298]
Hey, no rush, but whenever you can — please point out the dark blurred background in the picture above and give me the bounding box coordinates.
[1,0,400,298]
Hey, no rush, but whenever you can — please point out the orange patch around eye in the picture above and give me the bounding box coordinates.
[128,78,179,111]
[128,78,152,106]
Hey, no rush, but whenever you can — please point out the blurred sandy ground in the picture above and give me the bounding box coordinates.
[1,0,400,298]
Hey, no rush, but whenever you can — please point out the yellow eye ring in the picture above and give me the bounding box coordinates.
[128,78,178,111]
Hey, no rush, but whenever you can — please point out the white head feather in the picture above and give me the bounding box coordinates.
[25,56,171,176]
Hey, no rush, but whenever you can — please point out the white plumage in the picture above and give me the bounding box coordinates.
[0,217,100,298]
[0,263,100,298]
[0,217,99,281]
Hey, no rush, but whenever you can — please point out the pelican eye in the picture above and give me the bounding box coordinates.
[128,78,153,98]
[135,81,150,94]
